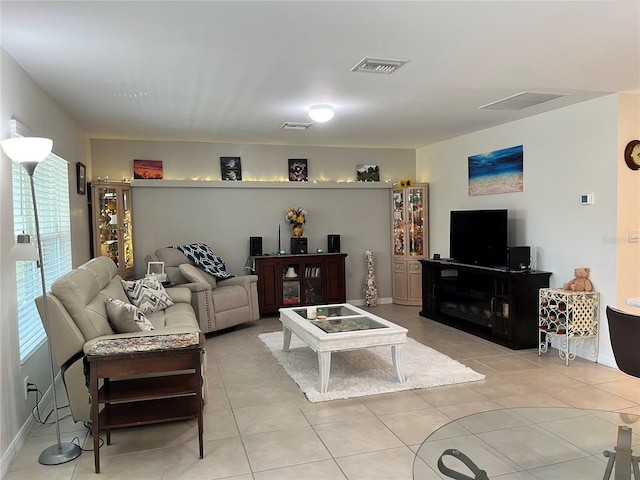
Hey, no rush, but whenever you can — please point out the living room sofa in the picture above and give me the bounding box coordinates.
[36,256,204,423]
[146,247,260,333]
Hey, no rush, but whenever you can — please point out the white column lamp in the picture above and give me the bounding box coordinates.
[2,136,82,465]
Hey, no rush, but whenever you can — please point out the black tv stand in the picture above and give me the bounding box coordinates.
[419,259,551,349]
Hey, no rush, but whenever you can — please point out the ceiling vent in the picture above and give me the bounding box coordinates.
[351,57,408,74]
[480,91,568,111]
[281,122,312,130]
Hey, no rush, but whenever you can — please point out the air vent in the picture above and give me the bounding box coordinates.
[480,92,567,111]
[281,122,312,130]
[351,57,408,74]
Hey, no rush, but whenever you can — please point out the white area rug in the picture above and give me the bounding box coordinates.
[259,331,485,402]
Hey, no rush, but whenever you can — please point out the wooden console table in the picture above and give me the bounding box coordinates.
[253,253,347,315]
[85,333,205,473]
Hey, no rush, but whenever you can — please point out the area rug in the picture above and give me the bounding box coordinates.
[259,331,485,402]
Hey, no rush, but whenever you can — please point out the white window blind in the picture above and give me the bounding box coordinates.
[12,135,72,363]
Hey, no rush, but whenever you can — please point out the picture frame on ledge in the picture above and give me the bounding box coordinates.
[221,157,242,181]
[76,162,86,195]
[133,159,163,180]
[356,164,380,182]
[288,159,308,181]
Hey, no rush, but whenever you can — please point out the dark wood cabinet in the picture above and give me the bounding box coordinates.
[86,340,204,473]
[419,259,551,349]
[254,253,347,315]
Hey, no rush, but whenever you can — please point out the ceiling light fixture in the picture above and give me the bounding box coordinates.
[308,105,334,123]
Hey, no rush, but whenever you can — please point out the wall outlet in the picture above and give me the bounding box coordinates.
[23,376,29,401]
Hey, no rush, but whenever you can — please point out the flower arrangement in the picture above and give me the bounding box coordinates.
[397,177,415,188]
[285,207,307,226]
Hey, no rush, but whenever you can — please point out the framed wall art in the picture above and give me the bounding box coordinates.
[133,159,163,180]
[76,162,86,195]
[468,145,523,196]
[356,164,380,182]
[221,157,242,181]
[288,159,308,181]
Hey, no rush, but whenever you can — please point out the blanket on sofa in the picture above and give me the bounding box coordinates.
[172,243,234,279]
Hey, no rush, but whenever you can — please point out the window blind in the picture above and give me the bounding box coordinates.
[12,138,72,363]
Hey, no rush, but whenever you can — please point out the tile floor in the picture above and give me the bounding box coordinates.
[6,304,640,479]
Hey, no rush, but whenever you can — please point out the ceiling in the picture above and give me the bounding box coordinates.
[2,1,639,149]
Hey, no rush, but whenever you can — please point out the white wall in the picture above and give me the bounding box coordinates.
[417,94,626,366]
[616,94,640,311]
[0,48,90,475]
[90,139,416,301]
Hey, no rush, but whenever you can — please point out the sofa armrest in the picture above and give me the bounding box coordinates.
[217,275,260,321]
[178,282,215,333]
[217,274,258,289]
[164,286,192,304]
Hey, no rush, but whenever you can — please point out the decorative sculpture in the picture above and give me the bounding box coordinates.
[364,250,378,307]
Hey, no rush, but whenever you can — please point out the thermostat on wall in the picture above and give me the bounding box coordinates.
[580,193,594,205]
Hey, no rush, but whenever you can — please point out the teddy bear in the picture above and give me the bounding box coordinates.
[563,267,593,292]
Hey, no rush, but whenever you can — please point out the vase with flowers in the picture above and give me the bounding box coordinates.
[285,207,307,237]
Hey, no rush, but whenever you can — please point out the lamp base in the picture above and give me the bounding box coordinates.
[38,442,82,465]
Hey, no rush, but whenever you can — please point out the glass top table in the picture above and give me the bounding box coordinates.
[290,305,389,333]
[279,303,407,393]
[413,407,640,479]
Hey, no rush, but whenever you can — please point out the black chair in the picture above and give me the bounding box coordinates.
[603,305,640,479]
[606,306,640,378]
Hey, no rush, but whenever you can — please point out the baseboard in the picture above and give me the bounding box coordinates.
[0,377,55,478]
[347,297,393,306]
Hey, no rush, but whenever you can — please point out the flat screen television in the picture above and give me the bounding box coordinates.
[450,209,508,267]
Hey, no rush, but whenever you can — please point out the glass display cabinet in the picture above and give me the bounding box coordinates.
[391,183,428,305]
[90,182,134,279]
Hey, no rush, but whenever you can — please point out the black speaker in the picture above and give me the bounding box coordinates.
[249,236,262,256]
[290,237,308,254]
[327,234,340,253]
[507,246,530,271]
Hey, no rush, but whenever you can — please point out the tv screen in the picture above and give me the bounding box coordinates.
[450,209,508,267]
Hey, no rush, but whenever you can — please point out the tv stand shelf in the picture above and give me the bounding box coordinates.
[419,259,551,349]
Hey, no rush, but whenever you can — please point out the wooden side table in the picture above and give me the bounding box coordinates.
[538,288,600,365]
[85,333,205,473]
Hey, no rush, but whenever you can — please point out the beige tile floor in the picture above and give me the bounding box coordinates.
[6,304,640,479]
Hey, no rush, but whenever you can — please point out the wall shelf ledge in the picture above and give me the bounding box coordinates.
[129,179,393,189]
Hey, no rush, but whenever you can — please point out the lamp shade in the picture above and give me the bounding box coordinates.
[308,104,334,123]
[1,137,53,163]
[9,233,39,261]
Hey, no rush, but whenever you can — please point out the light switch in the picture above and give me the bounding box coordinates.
[629,229,640,243]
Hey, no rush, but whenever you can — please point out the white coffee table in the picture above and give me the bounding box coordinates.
[278,303,408,393]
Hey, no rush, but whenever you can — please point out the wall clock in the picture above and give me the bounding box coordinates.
[624,139,640,170]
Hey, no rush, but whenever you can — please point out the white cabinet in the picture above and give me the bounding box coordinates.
[391,184,428,305]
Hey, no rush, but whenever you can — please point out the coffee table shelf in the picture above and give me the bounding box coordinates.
[99,396,199,429]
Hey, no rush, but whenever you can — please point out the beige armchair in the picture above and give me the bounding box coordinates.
[146,247,260,333]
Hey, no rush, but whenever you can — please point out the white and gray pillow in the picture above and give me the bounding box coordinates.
[105,297,155,333]
[121,276,175,315]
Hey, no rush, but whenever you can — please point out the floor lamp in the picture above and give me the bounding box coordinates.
[2,137,82,465]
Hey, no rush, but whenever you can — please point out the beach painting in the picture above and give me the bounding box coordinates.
[133,159,163,179]
[468,145,523,196]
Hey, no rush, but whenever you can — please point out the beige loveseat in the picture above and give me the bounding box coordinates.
[146,247,260,333]
[36,256,203,423]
